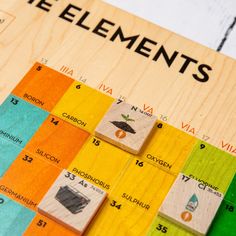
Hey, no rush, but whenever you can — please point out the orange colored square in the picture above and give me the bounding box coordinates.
[23,213,78,236]
[25,115,89,168]
[0,150,61,211]
[12,63,74,112]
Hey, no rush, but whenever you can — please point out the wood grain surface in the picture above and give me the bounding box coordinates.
[106,0,236,59]
[0,0,235,156]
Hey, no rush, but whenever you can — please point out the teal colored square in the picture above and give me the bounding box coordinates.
[0,138,22,177]
[0,194,35,235]
[208,200,236,236]
[0,95,48,148]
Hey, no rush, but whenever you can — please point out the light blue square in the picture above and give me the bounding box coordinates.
[0,194,35,235]
[0,95,48,148]
[0,138,22,177]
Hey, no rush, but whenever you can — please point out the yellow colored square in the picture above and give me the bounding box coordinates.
[110,158,176,215]
[86,194,155,236]
[52,82,114,133]
[139,122,197,174]
[67,136,132,193]
[85,159,175,235]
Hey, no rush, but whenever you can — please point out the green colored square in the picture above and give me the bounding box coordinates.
[147,215,193,236]
[225,174,236,204]
[208,200,236,236]
[182,141,236,193]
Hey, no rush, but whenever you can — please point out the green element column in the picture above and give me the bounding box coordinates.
[182,141,236,194]
[207,200,236,236]
[224,174,236,204]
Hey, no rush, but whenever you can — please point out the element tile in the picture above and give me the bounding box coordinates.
[95,99,156,154]
[38,170,107,234]
[159,173,223,235]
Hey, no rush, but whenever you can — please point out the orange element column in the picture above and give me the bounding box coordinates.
[25,114,89,169]
[12,63,74,112]
[0,150,61,211]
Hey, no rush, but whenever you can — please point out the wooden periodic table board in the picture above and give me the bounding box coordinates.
[0,0,236,235]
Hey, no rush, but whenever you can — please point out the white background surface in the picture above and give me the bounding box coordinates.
[105,0,236,59]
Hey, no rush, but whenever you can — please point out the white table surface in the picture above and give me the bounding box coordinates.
[105,0,236,59]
